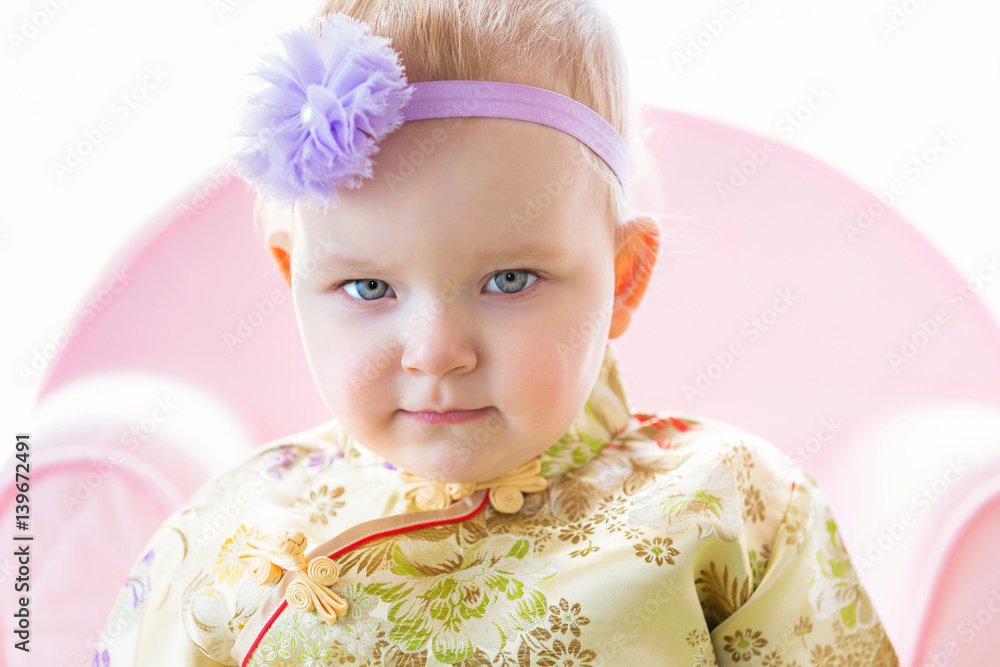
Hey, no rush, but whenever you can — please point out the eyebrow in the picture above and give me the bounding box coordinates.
[475,246,571,264]
[312,246,571,277]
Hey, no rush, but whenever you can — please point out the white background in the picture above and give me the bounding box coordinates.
[1,0,998,437]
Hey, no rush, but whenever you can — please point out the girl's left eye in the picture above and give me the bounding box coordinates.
[483,269,540,295]
[341,279,396,301]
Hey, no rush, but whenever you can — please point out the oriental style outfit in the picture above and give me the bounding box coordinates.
[93,344,899,666]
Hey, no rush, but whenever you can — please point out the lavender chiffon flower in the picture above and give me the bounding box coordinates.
[232,12,415,212]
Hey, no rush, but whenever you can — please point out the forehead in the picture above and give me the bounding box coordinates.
[295,118,608,253]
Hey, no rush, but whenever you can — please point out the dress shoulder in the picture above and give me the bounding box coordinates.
[628,410,899,664]
[625,409,802,558]
[92,419,344,666]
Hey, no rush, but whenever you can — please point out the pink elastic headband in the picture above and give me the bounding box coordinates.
[232,12,629,212]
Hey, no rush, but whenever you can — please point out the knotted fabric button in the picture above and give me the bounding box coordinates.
[236,528,348,624]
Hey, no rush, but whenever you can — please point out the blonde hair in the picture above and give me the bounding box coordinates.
[309,0,659,232]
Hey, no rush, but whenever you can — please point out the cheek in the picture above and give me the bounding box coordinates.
[501,340,588,414]
[529,288,613,365]
[502,292,612,418]
[295,299,390,416]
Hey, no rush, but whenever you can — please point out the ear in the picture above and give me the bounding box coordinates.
[254,198,294,287]
[609,215,661,339]
[268,227,292,288]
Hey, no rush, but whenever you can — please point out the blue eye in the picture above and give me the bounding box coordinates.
[342,279,395,301]
[484,269,539,294]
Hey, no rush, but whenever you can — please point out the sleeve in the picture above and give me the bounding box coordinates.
[708,436,901,666]
[91,510,231,667]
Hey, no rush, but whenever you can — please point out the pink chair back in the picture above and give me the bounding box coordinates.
[5,104,1000,666]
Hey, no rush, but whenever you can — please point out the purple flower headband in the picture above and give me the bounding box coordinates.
[232,12,629,213]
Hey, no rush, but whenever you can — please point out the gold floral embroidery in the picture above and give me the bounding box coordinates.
[721,443,754,493]
[558,521,595,545]
[569,543,600,558]
[376,644,428,667]
[621,452,679,495]
[622,525,645,539]
[556,517,602,558]
[830,620,899,666]
[748,543,771,591]
[809,644,835,665]
[761,651,785,666]
[695,561,752,629]
[686,628,710,647]
[537,638,596,667]
[743,484,766,523]
[293,484,346,524]
[782,493,808,554]
[332,535,397,577]
[546,474,609,522]
[722,628,768,662]
[345,590,598,666]
[633,536,680,566]
[212,524,264,585]
[591,499,629,532]
[548,598,591,638]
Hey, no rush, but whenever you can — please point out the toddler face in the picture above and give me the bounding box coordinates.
[290,118,618,482]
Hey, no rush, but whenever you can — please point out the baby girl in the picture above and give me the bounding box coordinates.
[93,1,899,665]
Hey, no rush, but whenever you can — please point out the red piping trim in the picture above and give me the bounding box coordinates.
[240,491,491,666]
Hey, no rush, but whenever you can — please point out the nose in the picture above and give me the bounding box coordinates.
[400,297,478,377]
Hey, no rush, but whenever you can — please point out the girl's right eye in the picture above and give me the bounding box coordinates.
[340,279,396,301]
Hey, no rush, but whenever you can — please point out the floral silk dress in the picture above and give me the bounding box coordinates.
[92,344,899,666]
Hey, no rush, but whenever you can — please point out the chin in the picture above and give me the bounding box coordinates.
[407,452,488,483]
